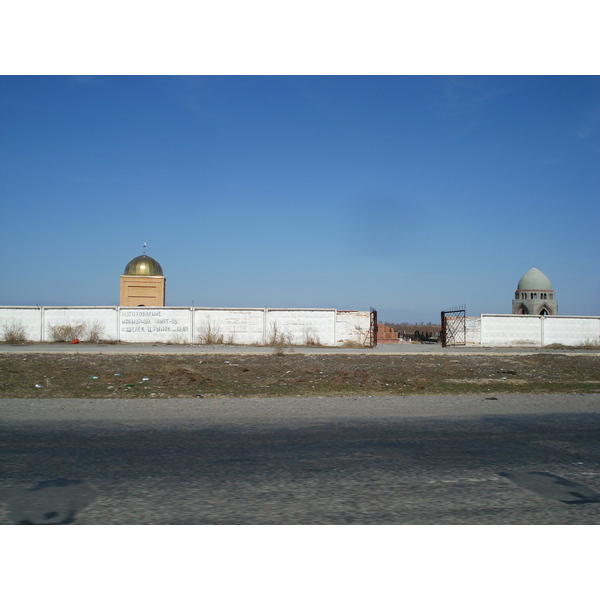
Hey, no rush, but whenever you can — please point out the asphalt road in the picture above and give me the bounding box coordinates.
[1,394,600,524]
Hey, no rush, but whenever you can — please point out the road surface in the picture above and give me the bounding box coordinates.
[1,394,600,524]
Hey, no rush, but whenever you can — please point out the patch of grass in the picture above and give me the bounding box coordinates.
[47,321,108,343]
[545,341,600,350]
[48,323,87,342]
[1,320,28,344]
[341,340,366,349]
[86,320,106,343]
[303,327,322,347]
[196,317,224,345]
[268,322,293,354]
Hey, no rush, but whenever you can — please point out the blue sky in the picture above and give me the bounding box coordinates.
[1,75,599,323]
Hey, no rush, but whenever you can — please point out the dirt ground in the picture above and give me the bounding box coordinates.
[1,350,599,398]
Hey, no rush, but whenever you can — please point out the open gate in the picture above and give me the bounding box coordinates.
[441,306,466,347]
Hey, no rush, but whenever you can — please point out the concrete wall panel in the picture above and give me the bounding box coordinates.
[266,309,336,346]
[481,315,542,347]
[193,308,265,345]
[0,307,43,342]
[543,316,600,346]
[335,311,372,346]
[465,317,481,346]
[43,307,119,342]
[481,314,600,347]
[119,307,192,344]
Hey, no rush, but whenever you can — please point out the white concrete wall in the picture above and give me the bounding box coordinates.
[335,311,373,346]
[465,317,481,346]
[0,306,120,342]
[543,316,600,346]
[44,307,120,342]
[481,315,542,347]
[3,307,595,348]
[266,309,336,346]
[480,314,600,347]
[0,306,374,347]
[0,307,43,342]
[120,307,192,344]
[194,308,265,345]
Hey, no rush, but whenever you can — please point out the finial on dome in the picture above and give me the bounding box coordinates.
[143,242,147,255]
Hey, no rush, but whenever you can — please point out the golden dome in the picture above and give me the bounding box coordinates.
[123,255,164,276]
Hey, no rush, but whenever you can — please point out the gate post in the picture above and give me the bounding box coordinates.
[369,308,378,348]
[441,311,447,348]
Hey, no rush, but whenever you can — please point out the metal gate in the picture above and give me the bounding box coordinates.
[441,306,466,347]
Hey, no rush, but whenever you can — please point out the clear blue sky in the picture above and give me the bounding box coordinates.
[1,75,599,322]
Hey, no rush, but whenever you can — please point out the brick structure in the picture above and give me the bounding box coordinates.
[119,254,166,307]
[376,323,399,344]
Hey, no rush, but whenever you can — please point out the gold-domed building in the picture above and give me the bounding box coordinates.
[119,254,166,306]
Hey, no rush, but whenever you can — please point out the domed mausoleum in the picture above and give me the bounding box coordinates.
[119,254,166,306]
[512,267,557,315]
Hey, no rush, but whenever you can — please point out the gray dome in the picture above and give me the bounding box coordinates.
[123,255,164,276]
[517,267,553,291]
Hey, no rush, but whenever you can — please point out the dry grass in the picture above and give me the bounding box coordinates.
[86,321,106,343]
[341,340,367,349]
[267,322,293,354]
[544,341,600,350]
[48,323,87,342]
[196,317,224,345]
[1,352,599,399]
[303,326,322,347]
[47,321,107,343]
[1,320,28,344]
